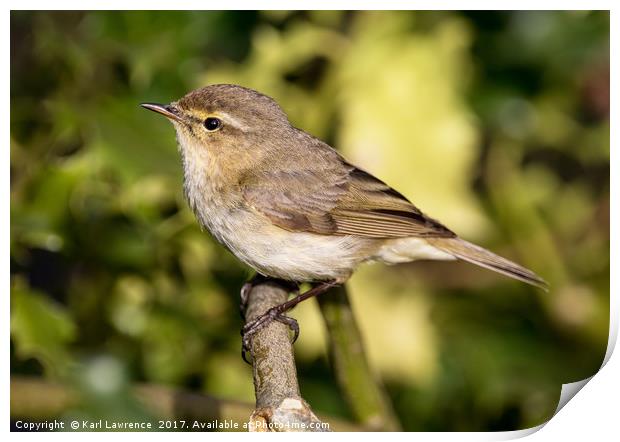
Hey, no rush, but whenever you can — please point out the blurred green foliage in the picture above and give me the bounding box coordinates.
[11,11,609,431]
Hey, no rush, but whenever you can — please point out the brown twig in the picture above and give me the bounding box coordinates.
[243,279,329,432]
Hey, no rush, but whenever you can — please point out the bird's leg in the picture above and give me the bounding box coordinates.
[241,280,339,363]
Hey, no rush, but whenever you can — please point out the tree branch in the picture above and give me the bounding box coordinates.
[318,285,401,431]
[243,279,328,432]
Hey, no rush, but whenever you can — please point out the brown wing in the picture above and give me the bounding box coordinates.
[242,161,455,239]
[242,167,346,235]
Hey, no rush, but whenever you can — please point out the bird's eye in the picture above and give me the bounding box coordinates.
[204,117,222,131]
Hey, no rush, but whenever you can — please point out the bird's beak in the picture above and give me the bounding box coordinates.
[140,102,185,123]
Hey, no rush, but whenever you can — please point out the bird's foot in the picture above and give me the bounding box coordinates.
[241,307,300,364]
[239,279,337,364]
[239,276,300,363]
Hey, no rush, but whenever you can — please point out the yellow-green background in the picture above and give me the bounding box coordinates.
[11,11,609,431]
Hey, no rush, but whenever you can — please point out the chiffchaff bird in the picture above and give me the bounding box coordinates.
[142,84,546,357]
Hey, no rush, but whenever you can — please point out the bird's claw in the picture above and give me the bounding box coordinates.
[240,308,300,364]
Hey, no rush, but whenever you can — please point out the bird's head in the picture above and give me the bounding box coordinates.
[141,84,291,176]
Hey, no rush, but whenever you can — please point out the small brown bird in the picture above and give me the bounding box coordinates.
[142,84,546,357]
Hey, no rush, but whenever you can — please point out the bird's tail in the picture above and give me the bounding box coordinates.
[426,237,548,290]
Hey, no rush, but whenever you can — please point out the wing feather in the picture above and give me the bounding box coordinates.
[242,158,454,239]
